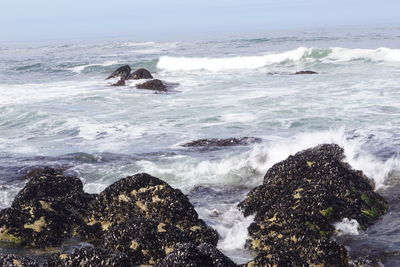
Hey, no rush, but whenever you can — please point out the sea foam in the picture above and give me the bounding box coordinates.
[157,47,400,72]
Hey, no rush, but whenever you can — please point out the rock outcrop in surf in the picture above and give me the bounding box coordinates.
[0,168,93,248]
[78,173,218,246]
[238,144,388,266]
[129,68,153,80]
[106,66,154,86]
[182,137,262,148]
[136,79,167,91]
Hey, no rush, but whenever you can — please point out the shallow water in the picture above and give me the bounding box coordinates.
[1,27,400,264]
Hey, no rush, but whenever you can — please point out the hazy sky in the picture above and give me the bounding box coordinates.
[1,0,399,42]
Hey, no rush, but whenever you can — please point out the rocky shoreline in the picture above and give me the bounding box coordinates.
[0,144,388,266]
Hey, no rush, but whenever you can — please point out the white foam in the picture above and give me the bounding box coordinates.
[157,47,400,72]
[69,61,119,74]
[216,207,255,251]
[334,218,360,236]
[326,47,400,63]
[157,47,308,71]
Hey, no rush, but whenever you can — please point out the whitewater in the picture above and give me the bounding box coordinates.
[1,27,400,265]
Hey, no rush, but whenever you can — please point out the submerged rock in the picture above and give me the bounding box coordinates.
[136,79,167,91]
[78,173,218,246]
[182,137,261,148]
[0,168,93,248]
[156,242,237,267]
[293,70,318,74]
[0,254,38,267]
[102,218,192,265]
[238,144,388,266]
[44,247,129,267]
[129,68,153,80]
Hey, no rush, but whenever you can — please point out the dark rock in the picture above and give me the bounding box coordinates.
[0,168,93,248]
[78,173,218,246]
[156,242,237,267]
[293,70,318,75]
[44,247,129,267]
[136,79,167,91]
[102,218,192,265]
[111,79,126,86]
[0,254,38,267]
[238,144,388,266]
[182,137,262,148]
[23,166,63,180]
[105,65,131,80]
[128,68,153,80]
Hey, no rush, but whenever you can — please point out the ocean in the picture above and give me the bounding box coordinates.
[1,26,400,265]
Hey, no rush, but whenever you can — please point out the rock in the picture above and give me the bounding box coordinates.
[129,68,153,80]
[78,173,218,246]
[105,65,131,80]
[181,137,262,148]
[102,218,192,265]
[238,144,388,266]
[136,79,167,91]
[293,70,317,74]
[23,166,64,180]
[111,79,125,86]
[44,247,129,267]
[0,168,93,248]
[156,242,237,267]
[0,254,38,267]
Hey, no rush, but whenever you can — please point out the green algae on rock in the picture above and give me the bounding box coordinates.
[238,144,388,266]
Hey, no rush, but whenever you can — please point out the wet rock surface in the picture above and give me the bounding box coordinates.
[0,254,38,267]
[111,79,126,86]
[182,137,262,148]
[136,79,167,91]
[0,168,93,248]
[156,242,237,267]
[239,144,388,266]
[78,173,218,246]
[44,246,129,267]
[102,218,192,265]
[128,68,153,80]
[105,65,131,80]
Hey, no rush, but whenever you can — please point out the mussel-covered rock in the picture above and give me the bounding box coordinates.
[238,144,388,266]
[129,68,153,80]
[156,242,237,267]
[78,173,218,246]
[136,79,167,91]
[0,168,93,248]
[182,137,261,148]
[0,254,38,267]
[44,247,129,267]
[102,218,192,265]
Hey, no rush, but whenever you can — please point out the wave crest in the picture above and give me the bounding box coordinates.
[157,47,400,72]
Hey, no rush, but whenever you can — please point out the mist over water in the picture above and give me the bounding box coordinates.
[1,27,400,264]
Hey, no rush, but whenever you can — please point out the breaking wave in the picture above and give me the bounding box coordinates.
[157,47,400,72]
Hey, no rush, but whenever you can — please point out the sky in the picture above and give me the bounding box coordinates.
[1,0,400,43]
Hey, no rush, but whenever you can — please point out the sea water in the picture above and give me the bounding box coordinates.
[1,27,400,265]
